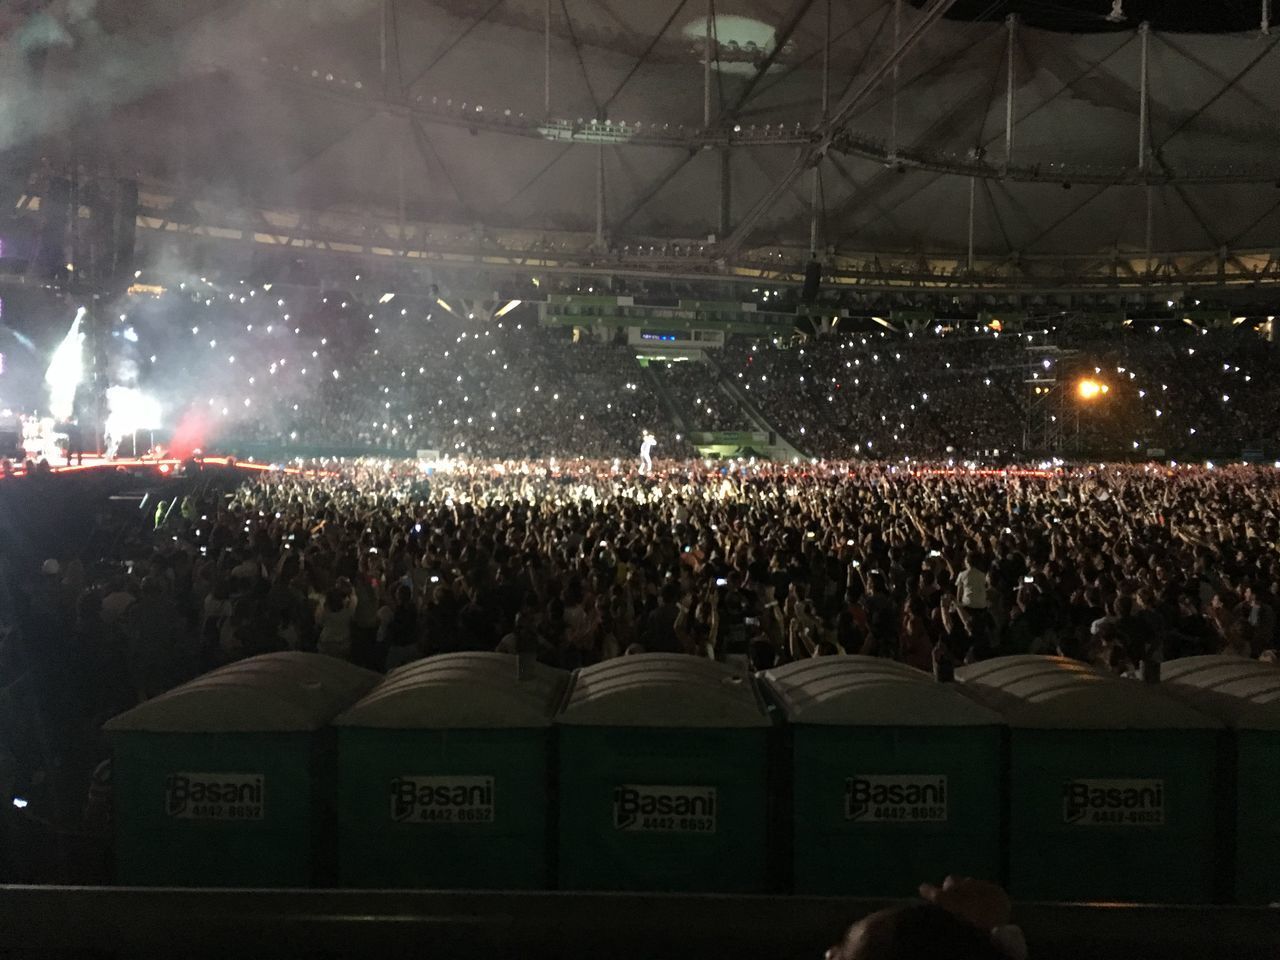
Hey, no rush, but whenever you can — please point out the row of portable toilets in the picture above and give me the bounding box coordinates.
[104,651,1280,903]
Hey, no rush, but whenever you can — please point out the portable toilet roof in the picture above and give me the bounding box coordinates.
[104,653,380,733]
[956,655,1219,730]
[335,652,568,728]
[558,653,770,727]
[1159,655,1280,730]
[763,656,1002,726]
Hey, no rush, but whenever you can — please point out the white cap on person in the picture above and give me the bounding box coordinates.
[42,559,61,576]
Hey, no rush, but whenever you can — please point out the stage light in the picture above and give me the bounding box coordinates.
[1076,378,1108,400]
[105,387,162,438]
[45,307,86,420]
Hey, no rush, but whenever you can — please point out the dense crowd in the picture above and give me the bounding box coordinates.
[7,458,1278,713]
[722,323,1279,460]
[722,332,1025,458]
[97,283,1279,466]
[173,461,1277,674]
[648,360,750,433]
[116,288,681,460]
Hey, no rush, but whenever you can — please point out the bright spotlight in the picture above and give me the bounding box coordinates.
[1077,378,1109,400]
[45,307,86,420]
[105,387,162,437]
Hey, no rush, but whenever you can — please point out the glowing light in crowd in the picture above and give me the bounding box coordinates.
[45,308,86,419]
[493,299,523,318]
[1076,378,1109,400]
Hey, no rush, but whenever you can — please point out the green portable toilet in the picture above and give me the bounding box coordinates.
[556,653,772,892]
[1159,655,1280,904]
[105,652,378,887]
[762,656,1003,896]
[333,652,568,889]
[957,655,1222,903]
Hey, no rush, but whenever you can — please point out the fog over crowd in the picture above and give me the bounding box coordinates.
[41,278,1271,468]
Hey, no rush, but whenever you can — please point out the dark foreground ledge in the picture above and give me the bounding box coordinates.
[2,886,1277,960]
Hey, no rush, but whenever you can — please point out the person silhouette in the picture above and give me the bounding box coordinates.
[639,432,656,473]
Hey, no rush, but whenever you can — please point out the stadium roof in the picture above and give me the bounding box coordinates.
[4,0,1280,274]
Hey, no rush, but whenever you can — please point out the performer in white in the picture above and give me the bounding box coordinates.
[639,431,656,473]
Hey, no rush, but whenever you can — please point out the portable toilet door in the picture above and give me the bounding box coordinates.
[333,652,568,889]
[555,654,773,893]
[1159,655,1280,904]
[763,656,1004,896]
[105,652,379,887]
[957,655,1222,903]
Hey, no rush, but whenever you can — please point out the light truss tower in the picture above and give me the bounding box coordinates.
[1022,344,1079,455]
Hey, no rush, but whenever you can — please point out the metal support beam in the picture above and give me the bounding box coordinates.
[719,148,731,238]
[560,0,600,114]
[809,164,820,254]
[703,0,713,128]
[544,0,552,118]
[725,0,818,116]
[1145,185,1154,270]
[404,0,506,92]
[386,0,404,256]
[967,175,976,270]
[1004,13,1016,170]
[380,0,389,95]
[107,184,1280,294]
[1138,21,1150,172]
[600,0,691,116]
[819,2,966,150]
[612,150,698,232]
[396,135,407,257]
[890,0,900,158]
[595,143,606,249]
[722,0,960,258]
[260,54,1280,186]
[821,0,831,118]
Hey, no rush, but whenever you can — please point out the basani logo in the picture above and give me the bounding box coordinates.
[612,784,716,833]
[1061,778,1164,826]
[844,775,948,823]
[389,776,495,824]
[164,773,264,821]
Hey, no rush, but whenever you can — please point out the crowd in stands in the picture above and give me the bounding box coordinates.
[98,282,1278,466]
[647,360,750,432]
[722,331,1025,458]
[112,285,685,461]
[722,322,1279,461]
